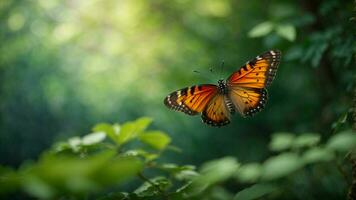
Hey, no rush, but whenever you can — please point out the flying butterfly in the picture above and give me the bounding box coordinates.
[164,50,281,127]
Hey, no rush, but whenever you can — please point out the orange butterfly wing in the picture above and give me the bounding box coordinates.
[228,50,281,88]
[164,84,218,115]
[227,50,281,116]
[201,94,231,126]
[228,87,267,116]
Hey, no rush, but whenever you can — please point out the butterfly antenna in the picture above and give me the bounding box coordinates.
[219,60,225,79]
[193,70,206,76]
[192,69,215,82]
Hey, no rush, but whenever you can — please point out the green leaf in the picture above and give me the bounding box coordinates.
[139,131,171,150]
[93,123,119,144]
[234,183,277,200]
[198,157,239,184]
[166,145,182,153]
[52,132,107,154]
[332,113,348,130]
[182,157,239,197]
[269,132,295,152]
[326,130,356,152]
[261,152,303,181]
[134,177,171,197]
[82,132,106,146]
[248,21,274,38]
[117,117,153,145]
[134,117,153,133]
[23,175,55,199]
[235,163,262,183]
[159,163,195,173]
[175,169,200,181]
[209,186,234,200]
[68,137,82,152]
[92,123,114,134]
[159,163,179,171]
[292,133,320,149]
[117,123,138,144]
[275,24,296,41]
[158,164,198,180]
[302,147,334,164]
[51,141,72,153]
[174,181,193,198]
[311,43,328,67]
[92,118,152,145]
[123,149,159,162]
[94,157,143,186]
[20,150,143,198]
[192,157,239,193]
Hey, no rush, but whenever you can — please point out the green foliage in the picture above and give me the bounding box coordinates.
[234,183,277,200]
[269,132,321,152]
[269,132,295,152]
[248,22,274,38]
[134,177,171,197]
[326,130,356,152]
[248,21,296,41]
[233,129,356,199]
[93,117,153,146]
[302,147,334,164]
[275,24,296,41]
[293,133,320,149]
[139,131,171,150]
[236,163,262,183]
[197,157,240,186]
[187,157,240,196]
[22,151,142,199]
[261,152,302,180]
[0,117,354,199]
[0,118,177,199]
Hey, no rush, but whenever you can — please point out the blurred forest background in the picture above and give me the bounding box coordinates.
[0,0,355,199]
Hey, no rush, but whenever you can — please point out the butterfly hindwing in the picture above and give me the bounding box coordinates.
[164,84,218,115]
[201,94,231,127]
[228,87,267,117]
[228,50,281,88]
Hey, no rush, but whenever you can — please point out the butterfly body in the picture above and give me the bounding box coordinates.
[164,50,281,127]
[217,80,228,94]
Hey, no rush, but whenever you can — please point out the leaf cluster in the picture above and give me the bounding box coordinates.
[1,117,355,200]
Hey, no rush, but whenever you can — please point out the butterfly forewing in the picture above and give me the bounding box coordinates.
[164,84,218,115]
[228,50,281,88]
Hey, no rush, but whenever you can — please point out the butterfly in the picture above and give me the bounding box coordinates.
[164,50,281,127]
